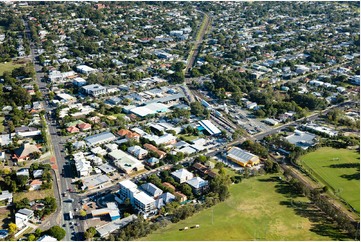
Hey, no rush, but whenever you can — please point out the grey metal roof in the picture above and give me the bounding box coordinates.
[227,147,257,163]
[186,177,208,189]
[140,183,163,197]
[84,132,116,146]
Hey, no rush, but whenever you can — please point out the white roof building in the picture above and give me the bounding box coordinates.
[108,149,144,174]
[85,132,117,147]
[198,120,221,136]
[82,84,107,97]
[37,235,57,242]
[76,65,97,75]
[171,168,194,183]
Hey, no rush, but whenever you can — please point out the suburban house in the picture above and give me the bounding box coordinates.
[174,191,187,202]
[29,179,42,191]
[127,146,148,160]
[15,208,34,230]
[33,169,44,179]
[117,129,141,142]
[171,168,194,183]
[13,143,41,162]
[0,190,12,206]
[78,123,92,131]
[143,143,166,159]
[227,147,260,167]
[66,126,80,133]
[146,157,159,166]
[186,177,209,195]
[16,168,29,177]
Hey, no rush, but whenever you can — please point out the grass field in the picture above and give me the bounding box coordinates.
[13,187,54,203]
[0,61,23,76]
[300,147,360,213]
[142,174,350,241]
[0,117,4,133]
[178,134,201,142]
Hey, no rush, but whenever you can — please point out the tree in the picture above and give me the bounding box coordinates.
[44,226,66,241]
[8,223,17,234]
[16,175,29,189]
[84,227,97,240]
[79,209,87,217]
[28,234,36,241]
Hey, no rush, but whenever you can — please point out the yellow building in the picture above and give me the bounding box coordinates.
[226,147,260,167]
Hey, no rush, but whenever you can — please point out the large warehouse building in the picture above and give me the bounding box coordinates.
[226,147,260,167]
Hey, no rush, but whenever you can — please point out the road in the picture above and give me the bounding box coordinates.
[24,19,81,241]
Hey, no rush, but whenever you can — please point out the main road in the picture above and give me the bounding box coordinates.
[24,19,81,241]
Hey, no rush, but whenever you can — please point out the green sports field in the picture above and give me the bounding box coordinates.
[142,174,350,241]
[300,147,360,213]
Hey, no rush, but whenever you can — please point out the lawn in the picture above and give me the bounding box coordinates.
[13,187,54,203]
[0,61,23,76]
[178,134,201,143]
[142,174,350,241]
[300,147,360,213]
[0,116,4,133]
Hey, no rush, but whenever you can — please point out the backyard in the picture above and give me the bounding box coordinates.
[300,147,360,213]
[0,117,4,133]
[142,174,350,241]
[13,187,54,203]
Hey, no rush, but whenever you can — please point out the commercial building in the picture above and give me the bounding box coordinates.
[285,130,317,150]
[82,84,107,97]
[118,180,156,215]
[96,215,137,238]
[73,152,92,177]
[130,103,169,118]
[37,235,57,242]
[76,65,97,75]
[302,123,338,137]
[56,93,77,104]
[72,77,87,87]
[133,191,156,215]
[198,120,221,136]
[84,132,117,147]
[143,133,177,146]
[81,174,111,190]
[15,126,41,138]
[108,149,144,174]
[91,202,120,221]
[227,147,260,167]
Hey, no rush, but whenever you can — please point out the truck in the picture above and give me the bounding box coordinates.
[69,211,73,220]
